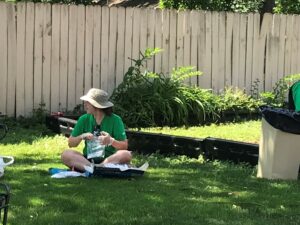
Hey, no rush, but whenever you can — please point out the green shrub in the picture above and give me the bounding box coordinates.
[159,0,264,13]
[256,74,300,107]
[111,48,206,128]
[274,0,300,14]
[112,48,263,128]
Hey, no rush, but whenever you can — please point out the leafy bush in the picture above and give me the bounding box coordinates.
[111,48,204,127]
[274,0,300,14]
[159,0,264,13]
[253,74,300,107]
[159,0,300,14]
[219,87,261,112]
[112,48,263,128]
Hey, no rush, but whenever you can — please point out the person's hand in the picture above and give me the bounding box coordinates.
[80,132,93,140]
[100,131,114,146]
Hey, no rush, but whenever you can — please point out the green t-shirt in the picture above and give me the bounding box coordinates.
[71,113,127,157]
[292,81,300,112]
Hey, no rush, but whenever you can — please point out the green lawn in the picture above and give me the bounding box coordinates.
[0,121,299,225]
[137,120,262,144]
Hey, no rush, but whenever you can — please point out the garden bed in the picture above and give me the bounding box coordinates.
[46,115,259,165]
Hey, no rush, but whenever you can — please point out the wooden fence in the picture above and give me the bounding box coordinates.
[1,2,300,117]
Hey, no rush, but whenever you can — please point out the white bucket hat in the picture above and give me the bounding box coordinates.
[80,88,114,109]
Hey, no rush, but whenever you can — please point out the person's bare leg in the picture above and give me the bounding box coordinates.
[61,149,92,172]
[102,150,132,164]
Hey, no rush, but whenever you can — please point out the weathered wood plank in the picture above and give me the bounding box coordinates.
[197,11,206,87]
[67,5,77,110]
[238,13,247,88]
[84,6,94,93]
[108,6,118,95]
[42,4,52,112]
[190,10,198,85]
[162,9,170,74]
[218,12,226,91]
[183,11,191,85]
[245,13,254,94]
[33,3,44,111]
[203,11,212,89]
[60,4,69,111]
[101,6,109,91]
[116,7,125,86]
[154,9,162,72]
[16,3,26,117]
[168,9,177,74]
[124,7,133,70]
[0,3,8,115]
[76,5,85,104]
[24,2,35,115]
[51,4,61,113]
[92,6,101,89]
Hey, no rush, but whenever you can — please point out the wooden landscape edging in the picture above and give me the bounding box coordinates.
[46,115,259,165]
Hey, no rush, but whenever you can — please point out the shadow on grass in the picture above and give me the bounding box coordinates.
[1,156,299,225]
[0,126,56,145]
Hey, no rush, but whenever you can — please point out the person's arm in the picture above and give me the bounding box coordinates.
[100,131,128,150]
[68,133,93,148]
[110,138,128,150]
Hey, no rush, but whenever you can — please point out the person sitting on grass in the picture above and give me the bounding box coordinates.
[61,88,132,172]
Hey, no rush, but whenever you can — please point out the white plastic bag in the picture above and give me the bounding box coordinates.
[0,156,14,178]
[86,136,105,159]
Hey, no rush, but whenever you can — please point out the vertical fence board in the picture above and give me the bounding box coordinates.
[101,6,109,91]
[16,3,26,117]
[154,9,162,72]
[0,3,7,115]
[291,15,299,74]
[76,5,85,104]
[24,3,34,115]
[218,12,225,91]
[231,13,240,87]
[146,8,155,71]
[190,10,198,85]
[92,6,101,89]
[51,4,60,113]
[203,11,212,89]
[270,14,280,89]
[183,11,191,84]
[140,8,148,55]
[297,16,300,73]
[197,11,206,87]
[225,12,233,86]
[84,6,93,93]
[245,13,254,94]
[33,4,44,111]
[116,7,125,86]
[277,14,286,81]
[238,14,247,88]
[168,9,176,73]
[162,10,170,74]
[132,8,140,62]
[7,4,17,116]
[124,7,133,70]
[68,5,77,110]
[176,11,184,68]
[265,15,272,91]
[108,6,117,95]
[284,15,293,75]
[252,14,263,91]
[260,13,272,91]
[211,12,219,90]
[60,5,69,111]
[42,4,52,112]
